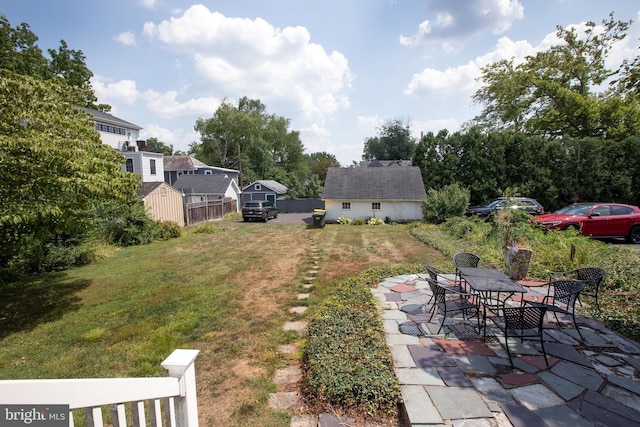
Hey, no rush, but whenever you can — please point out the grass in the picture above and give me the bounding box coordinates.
[0,220,446,426]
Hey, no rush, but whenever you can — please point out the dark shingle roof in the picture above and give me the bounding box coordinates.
[79,107,142,130]
[163,155,239,173]
[137,182,164,197]
[322,167,426,200]
[243,180,288,194]
[173,175,235,194]
[358,160,413,167]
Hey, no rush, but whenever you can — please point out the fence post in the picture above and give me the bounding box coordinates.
[161,349,200,427]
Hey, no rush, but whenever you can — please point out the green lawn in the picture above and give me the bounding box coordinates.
[0,220,445,426]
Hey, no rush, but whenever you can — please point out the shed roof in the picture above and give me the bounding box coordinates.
[244,180,288,194]
[173,174,237,194]
[322,167,426,200]
[137,182,181,198]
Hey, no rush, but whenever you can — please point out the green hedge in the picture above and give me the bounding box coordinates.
[303,266,410,418]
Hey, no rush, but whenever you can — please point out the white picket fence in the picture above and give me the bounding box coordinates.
[0,349,199,427]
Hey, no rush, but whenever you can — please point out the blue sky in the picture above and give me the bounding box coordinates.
[3,1,640,165]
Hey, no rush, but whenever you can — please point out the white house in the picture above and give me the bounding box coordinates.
[81,107,164,183]
[80,107,142,152]
[322,167,427,223]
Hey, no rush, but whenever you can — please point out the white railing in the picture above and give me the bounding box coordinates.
[0,349,199,427]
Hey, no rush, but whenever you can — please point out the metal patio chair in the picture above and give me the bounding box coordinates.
[549,267,606,312]
[425,278,480,334]
[492,305,548,367]
[527,279,586,340]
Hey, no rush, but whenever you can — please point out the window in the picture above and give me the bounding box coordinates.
[255,184,262,190]
[125,159,133,173]
[372,202,381,210]
[150,159,156,175]
[342,202,351,210]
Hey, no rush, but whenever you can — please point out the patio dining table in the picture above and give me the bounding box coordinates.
[457,267,528,340]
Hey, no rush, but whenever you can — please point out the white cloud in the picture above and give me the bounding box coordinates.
[143,5,352,122]
[142,124,199,152]
[400,0,524,50]
[92,77,140,104]
[142,90,221,119]
[139,0,157,9]
[405,36,537,96]
[115,31,136,46]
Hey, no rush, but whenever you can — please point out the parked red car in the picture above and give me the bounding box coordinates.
[531,202,640,243]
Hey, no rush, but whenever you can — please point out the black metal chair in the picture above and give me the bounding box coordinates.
[549,267,606,312]
[425,278,479,334]
[422,265,466,310]
[528,279,586,339]
[453,252,481,290]
[492,305,548,367]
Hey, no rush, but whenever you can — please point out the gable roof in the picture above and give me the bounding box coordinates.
[173,174,238,194]
[323,167,426,200]
[137,182,180,198]
[244,180,288,194]
[359,160,413,167]
[163,155,211,171]
[79,106,142,130]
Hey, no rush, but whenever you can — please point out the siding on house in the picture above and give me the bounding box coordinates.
[173,174,241,210]
[163,155,240,186]
[123,151,165,183]
[322,167,427,222]
[138,182,185,227]
[242,180,288,206]
[80,107,142,151]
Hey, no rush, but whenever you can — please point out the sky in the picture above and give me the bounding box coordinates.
[3,0,640,166]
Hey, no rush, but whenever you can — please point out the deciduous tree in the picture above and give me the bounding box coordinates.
[0,70,139,266]
[363,119,416,160]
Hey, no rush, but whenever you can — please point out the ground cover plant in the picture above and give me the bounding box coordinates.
[0,219,446,426]
[409,214,640,340]
[303,266,410,420]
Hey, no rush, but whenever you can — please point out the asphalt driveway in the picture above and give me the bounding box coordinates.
[269,213,313,225]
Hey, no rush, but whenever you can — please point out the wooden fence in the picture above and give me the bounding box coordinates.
[184,198,237,226]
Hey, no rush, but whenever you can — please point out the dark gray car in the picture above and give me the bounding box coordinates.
[466,197,544,219]
[242,201,278,222]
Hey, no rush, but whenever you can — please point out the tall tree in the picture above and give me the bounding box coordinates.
[308,152,340,183]
[0,14,108,111]
[146,137,174,155]
[0,70,139,266]
[193,97,306,189]
[0,14,47,76]
[472,14,639,139]
[363,119,416,160]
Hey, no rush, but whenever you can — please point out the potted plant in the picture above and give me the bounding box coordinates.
[495,208,532,280]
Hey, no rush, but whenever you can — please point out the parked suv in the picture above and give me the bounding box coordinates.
[242,201,278,222]
[466,197,544,219]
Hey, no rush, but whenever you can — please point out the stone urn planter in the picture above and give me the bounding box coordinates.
[503,244,532,280]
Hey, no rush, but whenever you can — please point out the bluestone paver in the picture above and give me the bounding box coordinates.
[401,385,443,424]
[426,386,493,419]
[551,361,604,390]
[374,274,640,427]
[395,367,445,386]
[509,384,565,410]
[537,370,585,400]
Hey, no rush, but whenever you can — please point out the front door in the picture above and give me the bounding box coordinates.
[266,194,276,206]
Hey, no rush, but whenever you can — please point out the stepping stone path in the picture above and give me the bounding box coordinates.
[269,233,352,426]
